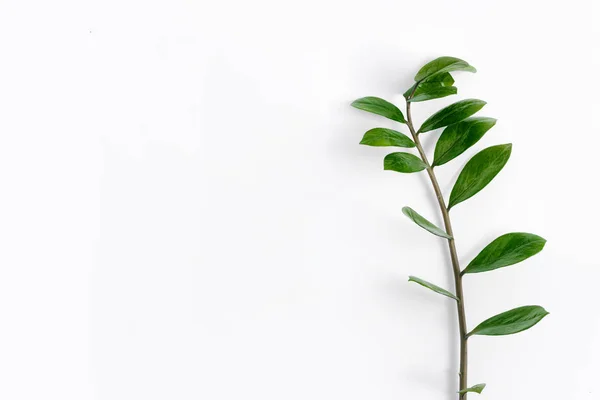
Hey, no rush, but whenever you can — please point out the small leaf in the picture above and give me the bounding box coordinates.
[402,206,452,239]
[409,86,457,103]
[408,276,458,301]
[351,97,406,123]
[419,99,486,133]
[458,384,486,394]
[468,306,549,337]
[404,72,454,100]
[432,117,497,166]
[414,56,476,82]
[463,233,546,274]
[360,128,415,148]
[448,144,512,209]
[384,153,427,173]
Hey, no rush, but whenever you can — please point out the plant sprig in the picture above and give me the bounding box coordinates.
[351,56,548,399]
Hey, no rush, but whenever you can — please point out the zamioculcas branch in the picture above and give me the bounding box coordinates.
[351,56,548,399]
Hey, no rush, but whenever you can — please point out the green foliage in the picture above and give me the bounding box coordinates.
[458,384,486,395]
[360,128,415,148]
[408,276,458,301]
[383,152,427,173]
[402,206,452,239]
[351,96,406,123]
[469,306,549,336]
[351,55,547,399]
[419,99,486,133]
[448,144,512,209]
[433,117,497,166]
[414,56,476,82]
[463,233,546,274]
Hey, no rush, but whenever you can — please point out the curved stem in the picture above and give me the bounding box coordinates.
[405,98,469,399]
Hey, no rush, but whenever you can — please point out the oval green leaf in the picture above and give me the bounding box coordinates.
[402,206,452,239]
[414,56,476,82]
[458,384,486,395]
[408,276,458,301]
[404,72,454,99]
[432,117,497,166]
[409,86,457,103]
[463,233,546,274]
[360,128,415,148]
[468,305,549,337]
[384,152,427,173]
[448,144,512,209]
[418,99,486,133]
[351,97,406,123]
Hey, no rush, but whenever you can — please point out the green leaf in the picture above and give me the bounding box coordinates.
[384,152,427,173]
[402,206,452,239]
[448,144,512,209]
[360,128,415,148]
[404,72,457,102]
[351,97,406,123]
[414,56,476,82]
[458,384,486,394]
[409,86,457,103]
[463,233,546,274]
[419,99,486,133]
[432,117,497,166]
[468,306,549,337]
[408,276,458,301]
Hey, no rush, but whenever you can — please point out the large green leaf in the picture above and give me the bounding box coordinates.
[402,206,452,239]
[408,276,458,301]
[468,306,549,337]
[384,153,427,173]
[458,384,486,395]
[448,144,512,209]
[418,99,486,133]
[351,97,406,123]
[432,117,497,166]
[463,233,546,274]
[359,128,415,148]
[414,56,476,82]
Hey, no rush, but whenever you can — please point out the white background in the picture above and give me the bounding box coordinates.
[0,0,599,399]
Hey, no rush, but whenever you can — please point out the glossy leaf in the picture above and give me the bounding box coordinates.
[384,153,427,173]
[432,117,497,166]
[448,144,512,209]
[409,86,457,103]
[414,56,476,82]
[402,206,452,239]
[408,276,458,301]
[468,306,549,337]
[351,97,406,123]
[463,233,546,274]
[360,128,415,148]
[404,73,457,102]
[418,99,486,133]
[458,384,486,395]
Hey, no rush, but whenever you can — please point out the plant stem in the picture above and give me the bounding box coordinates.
[405,98,469,399]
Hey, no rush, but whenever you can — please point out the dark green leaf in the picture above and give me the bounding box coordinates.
[463,233,546,274]
[468,306,549,337]
[432,117,497,166]
[414,56,476,82]
[402,206,452,239]
[360,128,415,148]
[448,144,512,209]
[409,86,457,103]
[404,72,457,102]
[419,99,486,133]
[351,97,406,123]
[408,276,458,301]
[384,152,427,173]
[458,384,486,395]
